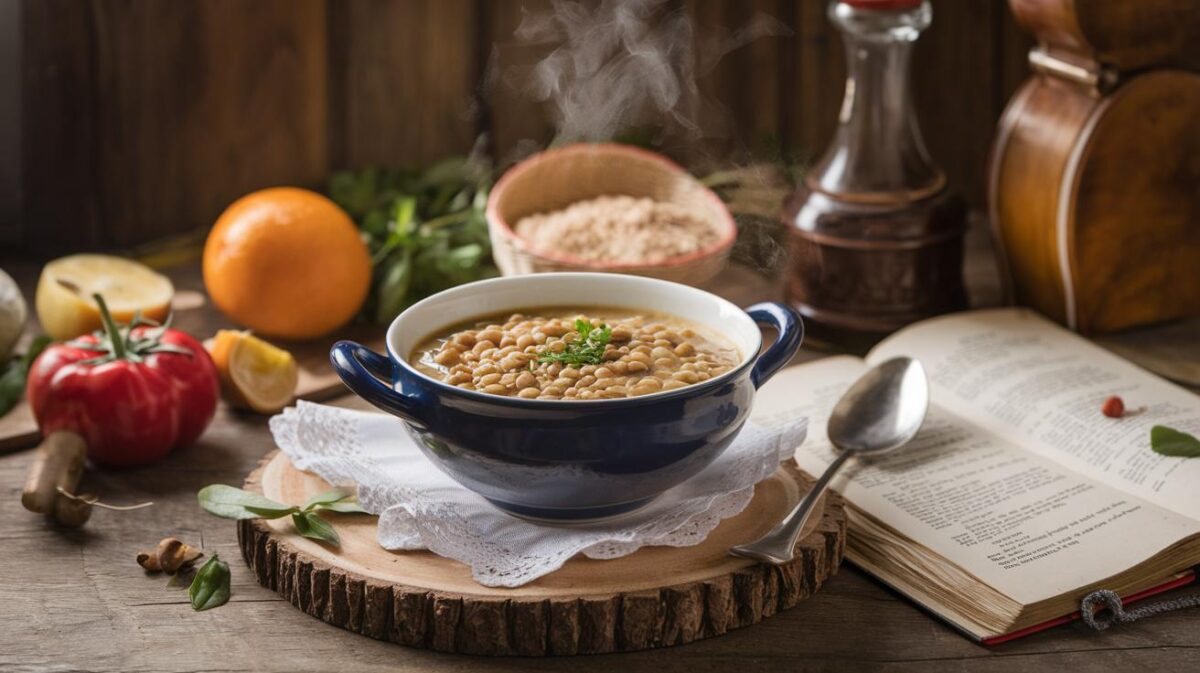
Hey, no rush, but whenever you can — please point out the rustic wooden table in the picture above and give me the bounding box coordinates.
[2,231,1198,672]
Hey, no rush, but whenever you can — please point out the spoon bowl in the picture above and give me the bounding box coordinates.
[730,357,929,564]
[827,356,929,455]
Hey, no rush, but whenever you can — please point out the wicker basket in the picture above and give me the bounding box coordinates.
[486,143,736,286]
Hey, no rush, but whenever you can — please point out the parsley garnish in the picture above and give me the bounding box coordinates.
[536,319,612,367]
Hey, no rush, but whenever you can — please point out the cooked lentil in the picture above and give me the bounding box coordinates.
[410,308,739,400]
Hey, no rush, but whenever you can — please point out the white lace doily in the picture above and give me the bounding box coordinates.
[269,401,806,587]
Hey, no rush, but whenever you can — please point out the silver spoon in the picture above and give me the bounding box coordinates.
[730,357,929,564]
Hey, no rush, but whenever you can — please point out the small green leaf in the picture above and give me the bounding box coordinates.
[188,553,231,611]
[23,335,52,365]
[243,503,301,518]
[198,484,297,520]
[302,489,353,511]
[0,335,52,418]
[292,511,340,546]
[1151,425,1200,458]
[318,499,368,514]
[374,249,414,323]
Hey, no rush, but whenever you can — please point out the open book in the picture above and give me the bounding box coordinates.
[753,308,1200,643]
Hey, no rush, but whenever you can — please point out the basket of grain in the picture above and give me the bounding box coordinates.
[486,143,737,286]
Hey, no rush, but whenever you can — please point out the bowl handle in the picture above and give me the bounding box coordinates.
[746,302,804,388]
[330,341,428,424]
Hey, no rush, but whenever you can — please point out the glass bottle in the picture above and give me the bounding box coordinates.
[784,0,967,347]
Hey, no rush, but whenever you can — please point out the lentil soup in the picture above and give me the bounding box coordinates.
[409,307,741,400]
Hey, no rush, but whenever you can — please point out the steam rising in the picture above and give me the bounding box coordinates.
[493,0,790,149]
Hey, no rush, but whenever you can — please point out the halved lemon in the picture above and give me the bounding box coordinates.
[207,330,299,414]
[35,254,174,340]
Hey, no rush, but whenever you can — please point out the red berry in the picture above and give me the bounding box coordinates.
[1101,396,1125,418]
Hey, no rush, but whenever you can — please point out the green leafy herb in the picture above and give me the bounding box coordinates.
[1151,425,1200,458]
[198,484,368,546]
[536,319,612,367]
[326,157,498,323]
[197,484,299,520]
[319,499,367,514]
[303,488,367,514]
[188,553,231,611]
[302,489,354,510]
[292,511,340,546]
[0,335,51,417]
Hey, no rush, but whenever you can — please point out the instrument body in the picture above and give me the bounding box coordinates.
[990,0,1200,333]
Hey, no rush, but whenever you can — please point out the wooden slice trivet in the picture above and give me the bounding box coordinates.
[237,451,846,656]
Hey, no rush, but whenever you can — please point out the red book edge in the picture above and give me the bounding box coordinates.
[981,570,1197,646]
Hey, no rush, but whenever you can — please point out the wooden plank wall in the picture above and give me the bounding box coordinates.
[11,0,1032,254]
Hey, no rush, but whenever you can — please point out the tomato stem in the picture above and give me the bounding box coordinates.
[93,293,127,360]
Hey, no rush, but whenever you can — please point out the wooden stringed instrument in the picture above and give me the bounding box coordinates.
[989,0,1200,334]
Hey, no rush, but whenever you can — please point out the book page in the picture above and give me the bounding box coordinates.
[755,358,1200,606]
[868,308,1200,520]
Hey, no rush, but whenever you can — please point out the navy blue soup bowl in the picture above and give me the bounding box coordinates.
[330,273,802,523]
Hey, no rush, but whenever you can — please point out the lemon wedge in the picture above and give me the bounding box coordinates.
[207,330,299,414]
[35,254,174,340]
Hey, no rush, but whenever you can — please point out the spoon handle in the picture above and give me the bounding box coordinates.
[730,451,853,564]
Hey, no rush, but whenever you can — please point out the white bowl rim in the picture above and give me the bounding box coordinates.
[486,142,739,271]
[384,272,765,406]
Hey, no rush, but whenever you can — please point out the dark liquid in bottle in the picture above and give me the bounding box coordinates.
[784,184,966,351]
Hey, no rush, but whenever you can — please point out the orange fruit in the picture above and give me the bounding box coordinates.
[207,330,299,414]
[203,188,370,340]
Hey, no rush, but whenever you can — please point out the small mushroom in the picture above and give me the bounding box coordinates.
[137,537,204,574]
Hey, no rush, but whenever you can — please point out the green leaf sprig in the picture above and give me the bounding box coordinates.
[189,553,231,611]
[535,319,612,367]
[197,485,368,547]
[1151,425,1200,458]
[326,157,498,324]
[0,335,51,417]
